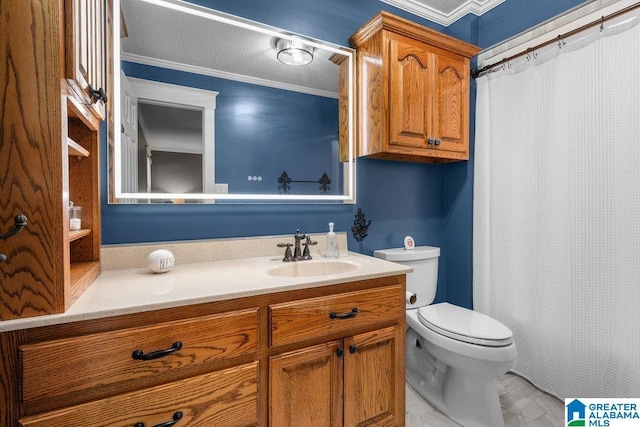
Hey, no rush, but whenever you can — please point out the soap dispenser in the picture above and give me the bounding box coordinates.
[325,222,340,258]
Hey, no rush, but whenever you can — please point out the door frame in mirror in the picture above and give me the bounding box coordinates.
[111,0,356,203]
[120,74,217,198]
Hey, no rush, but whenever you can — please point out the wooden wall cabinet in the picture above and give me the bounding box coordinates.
[350,11,480,163]
[0,275,406,426]
[0,0,103,320]
[65,0,107,120]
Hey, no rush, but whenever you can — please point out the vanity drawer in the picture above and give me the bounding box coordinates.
[20,308,259,403]
[270,285,402,347]
[19,362,259,427]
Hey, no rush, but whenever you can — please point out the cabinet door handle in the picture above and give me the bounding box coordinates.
[349,345,357,354]
[337,347,344,357]
[434,138,442,146]
[329,308,358,319]
[132,341,182,360]
[0,214,27,240]
[134,411,183,427]
[427,137,435,145]
[0,214,27,263]
[89,85,108,104]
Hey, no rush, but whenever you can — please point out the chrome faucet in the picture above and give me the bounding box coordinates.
[277,230,317,262]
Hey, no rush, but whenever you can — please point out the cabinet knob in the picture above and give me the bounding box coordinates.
[434,138,442,146]
[427,137,435,145]
[349,345,357,354]
[337,347,344,357]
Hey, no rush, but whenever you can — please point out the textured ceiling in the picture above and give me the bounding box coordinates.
[380,0,506,25]
[120,0,503,97]
[120,0,344,97]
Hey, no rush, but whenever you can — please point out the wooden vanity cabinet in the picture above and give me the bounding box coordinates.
[0,275,406,426]
[6,306,260,427]
[350,11,480,163]
[0,0,103,320]
[269,284,405,426]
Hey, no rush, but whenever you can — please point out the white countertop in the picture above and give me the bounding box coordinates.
[0,250,410,332]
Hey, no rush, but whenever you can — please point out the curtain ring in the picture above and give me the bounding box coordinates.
[600,16,605,32]
[557,35,565,49]
[526,48,537,61]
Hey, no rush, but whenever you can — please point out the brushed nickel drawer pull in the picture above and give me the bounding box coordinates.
[134,411,183,427]
[329,308,358,319]
[132,341,182,361]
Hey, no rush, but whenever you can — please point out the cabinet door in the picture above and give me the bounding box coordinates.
[66,0,106,119]
[344,326,403,427]
[432,51,469,155]
[270,341,344,427]
[388,35,432,150]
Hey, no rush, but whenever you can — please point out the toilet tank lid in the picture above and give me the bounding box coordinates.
[374,246,440,262]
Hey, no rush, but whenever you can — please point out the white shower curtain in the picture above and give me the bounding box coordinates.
[474,10,640,399]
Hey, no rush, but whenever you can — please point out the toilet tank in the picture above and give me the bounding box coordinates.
[373,246,440,308]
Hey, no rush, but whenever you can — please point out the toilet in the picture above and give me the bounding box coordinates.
[374,246,517,427]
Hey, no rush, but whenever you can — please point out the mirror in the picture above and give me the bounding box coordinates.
[111,0,355,203]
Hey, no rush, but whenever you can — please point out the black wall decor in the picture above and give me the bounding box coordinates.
[351,208,371,242]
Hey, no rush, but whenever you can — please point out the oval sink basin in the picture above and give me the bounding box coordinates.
[267,260,360,277]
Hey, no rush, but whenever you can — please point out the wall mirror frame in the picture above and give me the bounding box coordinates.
[110,0,356,203]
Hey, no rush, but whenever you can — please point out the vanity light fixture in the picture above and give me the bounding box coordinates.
[276,38,314,66]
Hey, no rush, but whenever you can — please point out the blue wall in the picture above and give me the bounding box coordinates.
[122,61,341,195]
[102,0,584,308]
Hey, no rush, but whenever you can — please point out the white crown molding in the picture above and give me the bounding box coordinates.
[379,0,506,26]
[121,52,339,99]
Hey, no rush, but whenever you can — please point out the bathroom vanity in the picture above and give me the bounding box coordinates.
[0,236,410,426]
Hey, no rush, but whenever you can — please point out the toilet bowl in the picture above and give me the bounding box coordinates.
[374,246,517,427]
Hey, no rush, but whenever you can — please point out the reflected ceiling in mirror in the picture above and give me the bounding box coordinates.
[111,0,355,203]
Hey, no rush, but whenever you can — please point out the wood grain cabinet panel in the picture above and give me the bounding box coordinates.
[0,0,103,320]
[20,309,258,404]
[65,0,106,120]
[350,11,480,163]
[269,325,404,426]
[270,341,344,426]
[19,362,259,427]
[344,326,402,427]
[269,285,402,347]
[269,282,405,426]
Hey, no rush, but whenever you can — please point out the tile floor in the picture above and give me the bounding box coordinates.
[405,372,565,426]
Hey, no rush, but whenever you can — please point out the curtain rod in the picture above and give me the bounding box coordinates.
[471,1,640,78]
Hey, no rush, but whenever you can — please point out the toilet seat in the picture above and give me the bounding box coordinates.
[418,303,513,347]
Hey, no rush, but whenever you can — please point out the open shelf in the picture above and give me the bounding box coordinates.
[69,261,102,304]
[69,229,92,242]
[67,137,90,158]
